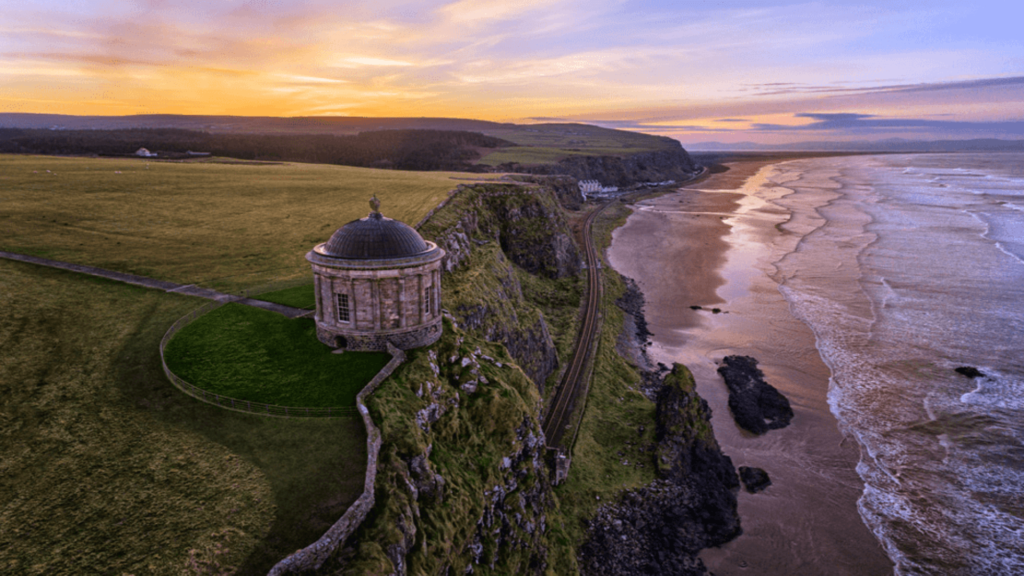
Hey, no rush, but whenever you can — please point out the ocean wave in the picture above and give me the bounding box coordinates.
[772,153,1024,575]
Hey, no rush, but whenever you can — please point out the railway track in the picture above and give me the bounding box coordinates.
[542,201,609,448]
[541,168,709,451]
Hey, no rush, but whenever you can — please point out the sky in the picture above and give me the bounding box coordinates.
[1,0,1022,144]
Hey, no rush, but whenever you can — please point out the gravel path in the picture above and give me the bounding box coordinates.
[0,250,311,319]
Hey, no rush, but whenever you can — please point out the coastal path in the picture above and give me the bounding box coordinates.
[0,250,310,319]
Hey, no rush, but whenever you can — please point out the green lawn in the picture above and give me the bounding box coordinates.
[254,283,316,309]
[164,303,390,407]
[0,154,490,293]
[0,260,368,575]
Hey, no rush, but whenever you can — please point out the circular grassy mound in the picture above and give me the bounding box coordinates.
[164,303,390,407]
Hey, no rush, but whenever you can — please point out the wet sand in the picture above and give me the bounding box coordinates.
[607,160,893,575]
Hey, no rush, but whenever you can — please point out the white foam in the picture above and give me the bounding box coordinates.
[959,372,1024,410]
[770,153,1024,573]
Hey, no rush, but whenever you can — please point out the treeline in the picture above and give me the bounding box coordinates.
[0,128,514,171]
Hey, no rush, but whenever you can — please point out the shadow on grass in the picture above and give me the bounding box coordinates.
[115,296,369,575]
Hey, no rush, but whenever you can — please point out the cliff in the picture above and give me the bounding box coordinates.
[311,182,740,576]
[577,365,741,575]
[499,145,700,187]
[311,182,584,573]
[326,322,557,575]
[419,183,584,389]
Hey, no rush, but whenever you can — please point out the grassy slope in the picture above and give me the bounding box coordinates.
[0,260,368,575]
[477,124,678,166]
[163,304,390,407]
[0,154,491,292]
[336,321,551,575]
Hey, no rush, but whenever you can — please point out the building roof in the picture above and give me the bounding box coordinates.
[319,199,431,260]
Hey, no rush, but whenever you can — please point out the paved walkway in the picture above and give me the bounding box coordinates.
[0,250,311,319]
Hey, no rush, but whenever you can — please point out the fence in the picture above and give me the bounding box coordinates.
[159,300,358,418]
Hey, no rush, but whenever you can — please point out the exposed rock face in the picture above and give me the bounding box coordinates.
[507,175,585,211]
[738,466,771,493]
[502,146,700,188]
[464,417,552,573]
[615,276,653,369]
[422,184,584,389]
[578,365,741,576]
[335,328,555,576]
[431,185,582,280]
[717,355,794,435]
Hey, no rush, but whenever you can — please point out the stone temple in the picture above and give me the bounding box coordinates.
[306,197,445,351]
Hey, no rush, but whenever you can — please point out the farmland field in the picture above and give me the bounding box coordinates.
[0,154,495,293]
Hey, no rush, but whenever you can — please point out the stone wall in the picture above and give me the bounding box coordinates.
[267,343,407,576]
[315,317,443,352]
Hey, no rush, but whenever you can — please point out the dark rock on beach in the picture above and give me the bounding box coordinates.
[955,366,985,378]
[717,355,794,435]
[578,365,741,576]
[738,466,772,493]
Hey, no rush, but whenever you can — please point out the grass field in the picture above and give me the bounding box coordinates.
[477,123,678,166]
[164,303,390,407]
[254,283,316,309]
[0,260,369,575]
[0,154,493,293]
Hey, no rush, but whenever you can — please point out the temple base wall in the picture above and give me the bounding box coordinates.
[316,316,443,351]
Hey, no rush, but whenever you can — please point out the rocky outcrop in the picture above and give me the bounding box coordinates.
[427,184,582,280]
[420,183,584,389]
[717,355,794,435]
[334,328,556,576]
[501,146,700,188]
[506,175,585,211]
[738,467,771,494]
[464,417,553,573]
[955,366,985,378]
[577,365,741,576]
[615,276,653,370]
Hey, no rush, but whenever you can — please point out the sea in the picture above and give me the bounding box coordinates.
[771,153,1024,574]
[609,152,1024,575]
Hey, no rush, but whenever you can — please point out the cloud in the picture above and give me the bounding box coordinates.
[745,76,1024,97]
[750,112,1024,135]
[435,0,553,25]
[335,57,414,68]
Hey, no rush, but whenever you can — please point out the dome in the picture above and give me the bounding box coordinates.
[319,200,430,260]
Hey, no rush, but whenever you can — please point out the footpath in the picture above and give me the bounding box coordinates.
[0,250,310,319]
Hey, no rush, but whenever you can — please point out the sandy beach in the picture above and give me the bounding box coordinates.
[607,159,894,575]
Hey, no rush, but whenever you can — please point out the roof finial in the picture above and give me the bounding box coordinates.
[370,195,381,214]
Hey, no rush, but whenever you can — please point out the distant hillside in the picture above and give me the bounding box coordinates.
[0,113,678,163]
[687,138,1024,152]
[0,128,513,172]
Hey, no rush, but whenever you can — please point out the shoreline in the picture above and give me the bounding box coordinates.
[604,157,894,575]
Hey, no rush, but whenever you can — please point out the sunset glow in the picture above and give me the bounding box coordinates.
[1,0,1022,143]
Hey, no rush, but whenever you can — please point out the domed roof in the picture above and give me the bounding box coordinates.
[319,198,431,260]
